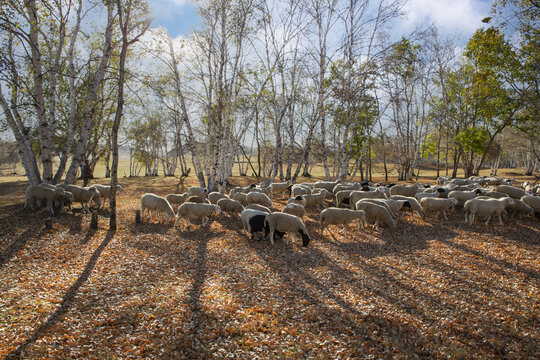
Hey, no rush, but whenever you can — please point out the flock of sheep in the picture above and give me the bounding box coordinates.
[22,175,539,247]
[137,176,540,247]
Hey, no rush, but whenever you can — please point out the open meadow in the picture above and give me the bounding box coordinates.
[0,168,539,359]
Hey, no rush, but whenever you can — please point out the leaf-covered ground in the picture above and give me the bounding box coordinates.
[0,177,538,359]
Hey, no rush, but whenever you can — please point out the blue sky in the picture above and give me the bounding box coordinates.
[151,0,493,42]
[150,0,201,38]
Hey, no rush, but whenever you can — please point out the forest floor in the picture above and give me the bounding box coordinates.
[0,174,539,359]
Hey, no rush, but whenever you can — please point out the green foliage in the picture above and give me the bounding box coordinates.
[455,127,490,155]
[421,134,438,159]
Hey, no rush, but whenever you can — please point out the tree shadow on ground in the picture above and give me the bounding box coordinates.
[5,230,115,360]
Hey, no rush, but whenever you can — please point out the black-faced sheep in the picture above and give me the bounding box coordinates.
[263,212,310,246]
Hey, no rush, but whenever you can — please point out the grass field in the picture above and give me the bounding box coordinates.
[0,167,538,359]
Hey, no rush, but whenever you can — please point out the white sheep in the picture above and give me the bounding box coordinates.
[282,203,306,219]
[207,191,228,204]
[521,195,540,213]
[505,199,535,219]
[463,197,514,225]
[229,184,255,197]
[448,189,482,206]
[140,193,176,224]
[313,179,341,193]
[414,192,440,201]
[90,184,124,207]
[356,198,398,220]
[354,201,396,230]
[217,198,244,216]
[244,203,271,213]
[389,184,421,197]
[484,191,509,199]
[187,186,208,198]
[291,184,311,197]
[335,190,354,207]
[25,185,66,214]
[332,182,361,194]
[389,195,425,218]
[349,188,387,209]
[250,186,274,198]
[186,195,210,204]
[320,207,366,234]
[420,197,458,220]
[232,192,248,205]
[263,212,310,246]
[287,195,307,207]
[166,193,189,206]
[303,189,331,208]
[240,209,269,240]
[298,182,315,189]
[36,183,73,213]
[246,192,272,208]
[269,181,291,198]
[494,185,526,199]
[65,184,101,214]
[175,202,221,227]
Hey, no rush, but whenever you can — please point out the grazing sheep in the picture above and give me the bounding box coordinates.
[246,192,272,208]
[463,197,514,225]
[232,192,248,205]
[263,212,310,246]
[448,189,482,206]
[420,197,458,220]
[313,179,342,193]
[207,192,228,204]
[484,191,509,199]
[494,185,526,199]
[166,193,189,206]
[65,185,101,214]
[332,182,361,194]
[287,195,307,207]
[240,209,285,241]
[36,183,73,213]
[140,193,176,223]
[186,195,210,204]
[250,186,274,198]
[415,192,440,201]
[217,198,244,216]
[320,207,366,234]
[354,201,396,230]
[241,209,267,240]
[389,184,421,197]
[303,189,332,208]
[521,195,540,213]
[245,203,271,213]
[299,182,315,189]
[25,185,66,214]
[389,195,425,218]
[291,184,311,197]
[505,199,535,219]
[269,181,291,198]
[188,186,208,198]
[349,188,387,209]
[522,182,540,195]
[229,184,255,197]
[335,190,354,207]
[175,202,221,227]
[90,184,124,206]
[282,203,306,219]
[356,198,398,220]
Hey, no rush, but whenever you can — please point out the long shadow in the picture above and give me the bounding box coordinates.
[5,230,115,360]
[0,227,46,269]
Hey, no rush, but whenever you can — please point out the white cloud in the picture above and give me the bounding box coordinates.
[397,0,491,41]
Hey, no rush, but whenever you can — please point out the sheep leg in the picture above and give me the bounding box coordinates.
[269,230,275,245]
[202,217,208,227]
[485,216,490,225]
[498,213,503,225]
[442,211,448,220]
